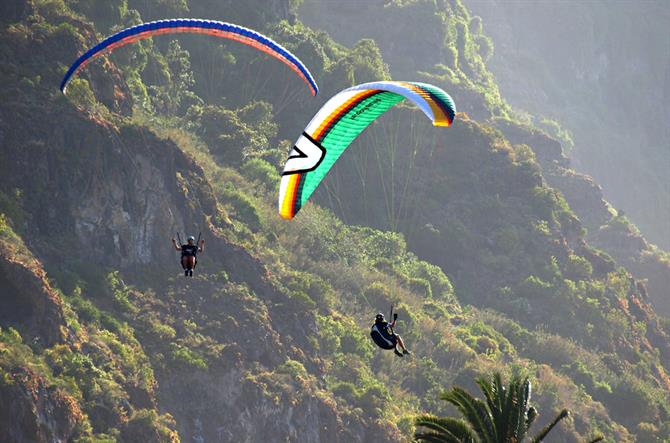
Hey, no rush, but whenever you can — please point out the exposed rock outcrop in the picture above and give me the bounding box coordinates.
[0,238,65,346]
[591,218,670,315]
[158,367,387,443]
[0,100,212,270]
[0,367,85,443]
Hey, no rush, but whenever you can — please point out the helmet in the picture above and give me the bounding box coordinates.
[187,235,195,242]
[375,313,384,322]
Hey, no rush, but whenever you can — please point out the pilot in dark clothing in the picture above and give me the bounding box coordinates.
[172,236,204,277]
[370,313,410,357]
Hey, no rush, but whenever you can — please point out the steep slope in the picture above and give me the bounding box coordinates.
[0,0,668,442]
[299,0,670,438]
[0,1,399,440]
[0,218,65,346]
[300,0,670,325]
[495,118,670,316]
[463,0,670,250]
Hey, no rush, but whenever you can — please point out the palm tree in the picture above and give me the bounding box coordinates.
[414,372,574,442]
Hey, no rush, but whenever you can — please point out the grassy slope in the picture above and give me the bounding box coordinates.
[0,0,668,441]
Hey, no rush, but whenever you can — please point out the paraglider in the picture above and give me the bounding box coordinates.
[60,19,319,96]
[370,307,411,357]
[278,81,455,219]
[172,232,204,277]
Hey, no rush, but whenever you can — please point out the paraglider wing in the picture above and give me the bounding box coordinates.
[278,81,456,219]
[60,19,318,96]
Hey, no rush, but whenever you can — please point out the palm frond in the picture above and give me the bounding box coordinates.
[414,414,477,443]
[476,376,501,441]
[530,409,570,443]
[479,372,522,442]
[502,376,521,441]
[476,375,496,414]
[526,406,538,430]
[443,387,496,443]
[414,431,460,443]
[513,377,533,439]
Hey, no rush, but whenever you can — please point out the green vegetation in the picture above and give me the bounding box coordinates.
[414,372,583,443]
[0,0,667,441]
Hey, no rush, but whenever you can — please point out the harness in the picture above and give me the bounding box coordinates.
[181,244,198,257]
[370,323,396,350]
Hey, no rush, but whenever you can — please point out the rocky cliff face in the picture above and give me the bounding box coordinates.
[0,94,392,442]
[0,3,396,439]
[0,251,65,347]
[157,361,391,443]
[0,367,85,443]
[0,102,214,270]
[590,220,670,316]
[113,260,400,442]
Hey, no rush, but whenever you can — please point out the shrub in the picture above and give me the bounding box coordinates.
[339,326,373,361]
[276,359,308,380]
[363,282,396,308]
[219,186,262,231]
[608,375,659,426]
[285,289,317,311]
[316,316,372,360]
[408,277,432,298]
[331,381,358,404]
[284,272,334,310]
[121,409,179,443]
[149,321,176,341]
[169,343,207,370]
[565,254,593,281]
[516,275,554,299]
[0,190,26,231]
[240,158,279,190]
[476,335,498,354]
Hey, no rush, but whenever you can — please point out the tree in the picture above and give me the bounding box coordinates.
[414,372,573,442]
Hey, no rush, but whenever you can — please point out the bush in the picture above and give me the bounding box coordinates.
[0,190,26,231]
[331,381,358,404]
[363,282,397,308]
[219,186,262,231]
[240,158,279,190]
[516,275,554,299]
[608,375,659,426]
[149,321,176,341]
[285,289,316,311]
[316,316,372,360]
[339,326,373,361]
[169,343,207,370]
[284,272,335,310]
[120,409,179,443]
[188,102,277,166]
[565,254,593,281]
[276,359,308,380]
[408,277,432,298]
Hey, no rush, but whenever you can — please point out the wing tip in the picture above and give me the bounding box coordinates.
[279,210,295,220]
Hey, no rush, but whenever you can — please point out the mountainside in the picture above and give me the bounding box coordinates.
[461,0,670,251]
[0,0,669,442]
[299,0,670,317]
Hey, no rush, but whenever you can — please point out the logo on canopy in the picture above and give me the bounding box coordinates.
[281,132,326,176]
